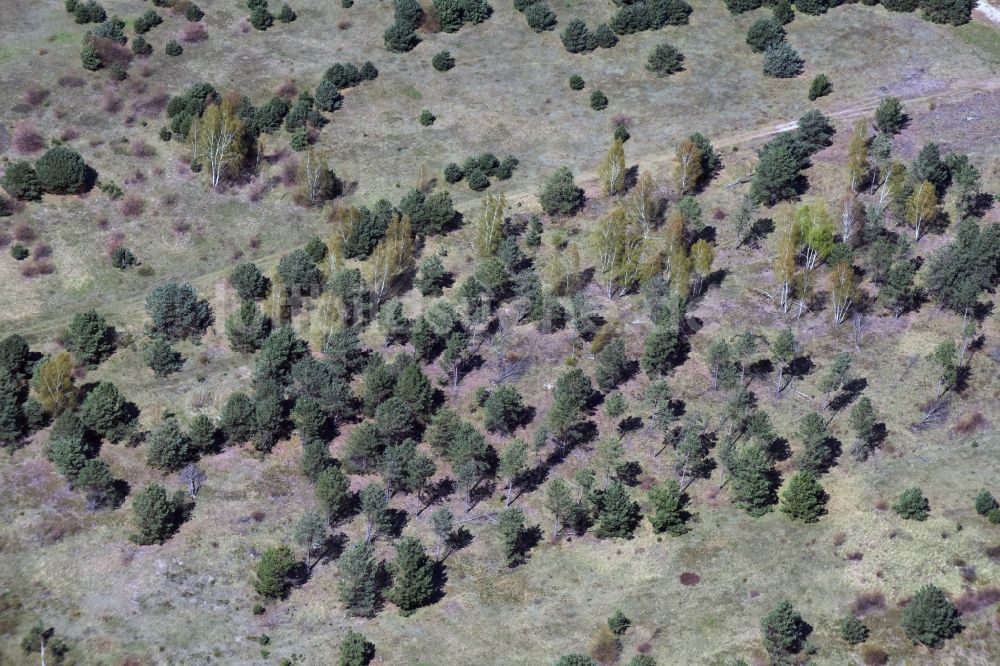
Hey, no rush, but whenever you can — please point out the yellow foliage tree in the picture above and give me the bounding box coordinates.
[599,138,627,196]
[368,213,414,304]
[674,139,703,194]
[906,180,938,240]
[475,194,506,258]
[191,98,246,187]
[32,352,77,415]
[689,239,715,295]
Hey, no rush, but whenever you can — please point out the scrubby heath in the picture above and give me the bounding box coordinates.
[2,0,1000,664]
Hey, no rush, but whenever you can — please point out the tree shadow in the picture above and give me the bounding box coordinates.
[417,477,455,516]
[617,415,642,435]
[745,217,775,249]
[385,508,409,539]
[314,531,349,569]
[787,354,814,380]
[516,524,543,565]
[768,437,791,463]
[829,377,867,412]
[615,460,643,486]
[441,526,474,563]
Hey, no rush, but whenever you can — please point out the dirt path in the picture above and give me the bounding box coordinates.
[975,0,1000,25]
[8,77,1000,338]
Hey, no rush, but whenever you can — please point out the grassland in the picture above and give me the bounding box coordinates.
[2,1,1000,665]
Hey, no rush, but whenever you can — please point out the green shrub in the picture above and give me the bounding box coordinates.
[773,0,795,23]
[133,9,163,34]
[892,487,930,520]
[250,5,274,29]
[569,74,585,90]
[974,489,998,515]
[466,169,490,191]
[525,3,557,32]
[590,89,608,110]
[109,62,127,81]
[839,616,869,645]
[920,0,974,25]
[794,0,828,14]
[419,110,436,126]
[131,483,182,544]
[81,44,102,70]
[432,50,455,71]
[338,630,376,666]
[277,3,297,22]
[2,161,42,201]
[384,22,419,52]
[539,167,583,216]
[561,19,596,53]
[610,4,651,35]
[165,40,183,56]
[724,0,762,13]
[132,35,152,56]
[186,3,205,21]
[111,246,137,269]
[10,245,29,261]
[746,18,785,53]
[762,42,804,78]
[900,584,961,647]
[882,0,918,10]
[808,73,832,100]
[646,42,684,77]
[441,163,464,184]
[36,146,89,194]
[65,309,115,367]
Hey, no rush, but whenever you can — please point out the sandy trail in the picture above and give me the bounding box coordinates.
[975,0,1000,25]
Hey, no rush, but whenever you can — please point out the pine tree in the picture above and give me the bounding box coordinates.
[130,484,179,545]
[255,545,298,598]
[596,481,639,538]
[641,324,678,377]
[648,478,687,535]
[497,507,527,566]
[338,630,376,666]
[892,487,930,520]
[561,19,596,54]
[646,43,684,77]
[64,309,115,367]
[874,96,906,135]
[839,615,869,645]
[746,17,785,53]
[316,465,351,521]
[780,471,827,522]
[146,417,193,471]
[900,584,961,647]
[338,540,380,617]
[762,600,810,658]
[797,412,832,473]
[387,536,435,613]
[730,444,777,516]
[79,381,133,442]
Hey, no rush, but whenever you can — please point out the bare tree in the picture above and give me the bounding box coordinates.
[191,100,246,187]
[179,463,206,499]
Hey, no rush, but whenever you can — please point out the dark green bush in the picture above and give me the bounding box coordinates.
[133,9,163,34]
[10,245,29,261]
[794,0,828,14]
[808,73,832,100]
[590,90,608,110]
[762,43,804,78]
[186,3,205,21]
[746,18,785,53]
[525,3,557,32]
[724,0,762,13]
[561,19,596,53]
[569,74,585,90]
[466,169,490,191]
[432,50,455,71]
[111,246,137,269]
[646,42,684,77]
[132,35,152,55]
[419,110,436,126]
[35,146,89,194]
[165,40,183,56]
[443,162,464,183]
[2,161,43,201]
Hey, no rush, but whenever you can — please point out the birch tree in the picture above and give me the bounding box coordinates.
[598,138,626,196]
[906,180,938,240]
[846,118,869,193]
[475,193,506,258]
[773,211,799,313]
[829,262,858,324]
[191,100,246,187]
[689,239,715,296]
[674,139,703,194]
[298,148,333,205]
[368,213,414,305]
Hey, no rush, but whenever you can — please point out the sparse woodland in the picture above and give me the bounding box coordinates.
[1,0,999,664]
